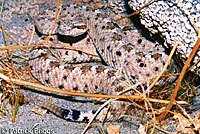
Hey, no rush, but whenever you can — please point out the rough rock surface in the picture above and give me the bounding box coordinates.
[129,0,200,72]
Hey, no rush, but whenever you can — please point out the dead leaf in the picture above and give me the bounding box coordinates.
[173,114,195,133]
[138,124,146,134]
[32,107,47,116]
[106,124,120,134]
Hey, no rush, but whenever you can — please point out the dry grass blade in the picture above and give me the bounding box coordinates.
[1,25,8,46]
[177,0,199,35]
[149,125,171,134]
[187,57,200,72]
[119,40,177,133]
[113,0,154,21]
[148,98,188,105]
[0,27,28,53]
[146,41,178,93]
[158,0,200,121]
[159,37,200,121]
[115,81,157,133]
[156,107,200,125]
[0,71,188,104]
[35,0,60,46]
[82,100,113,134]
[0,0,4,14]
[0,73,143,100]
[82,84,144,134]
[0,44,99,57]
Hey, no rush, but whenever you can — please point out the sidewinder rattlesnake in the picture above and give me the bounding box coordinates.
[29,4,171,121]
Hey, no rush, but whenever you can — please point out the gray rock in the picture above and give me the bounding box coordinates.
[129,0,200,73]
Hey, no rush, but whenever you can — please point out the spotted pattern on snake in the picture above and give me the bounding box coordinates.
[29,4,171,121]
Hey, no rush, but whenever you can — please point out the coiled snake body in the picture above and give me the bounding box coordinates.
[29,4,170,121]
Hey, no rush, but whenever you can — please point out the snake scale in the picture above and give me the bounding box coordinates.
[29,4,170,121]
